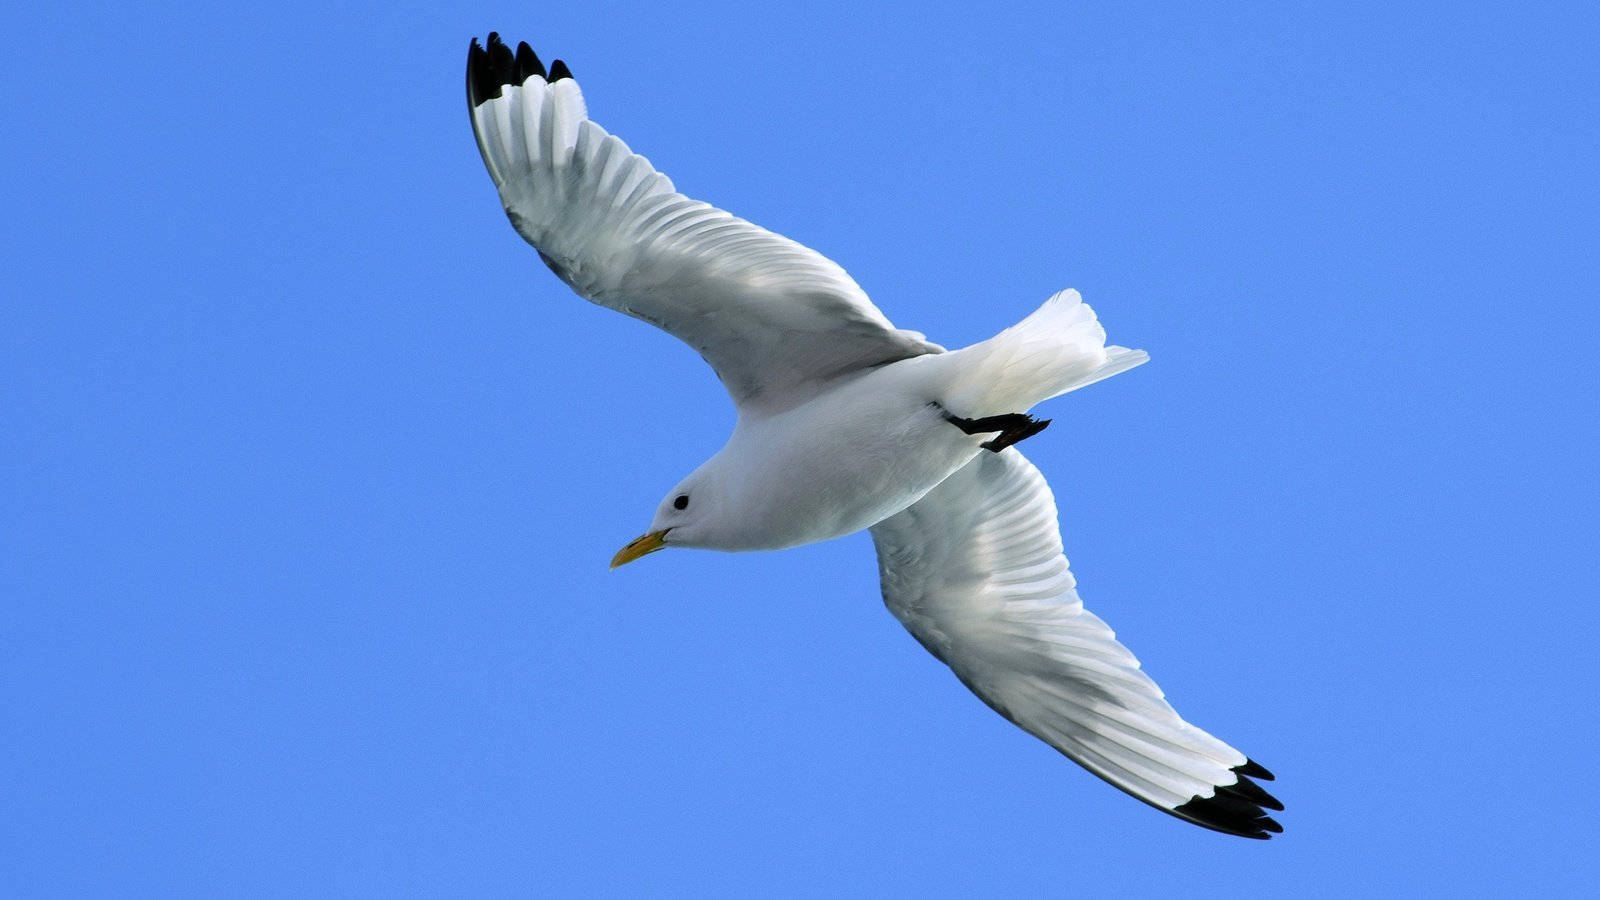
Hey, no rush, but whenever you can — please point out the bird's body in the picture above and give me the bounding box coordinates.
[681,366,976,552]
[466,33,1284,838]
[664,293,1150,552]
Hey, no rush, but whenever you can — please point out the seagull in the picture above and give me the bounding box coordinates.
[466,33,1283,839]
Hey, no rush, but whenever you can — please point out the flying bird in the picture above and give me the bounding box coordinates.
[466,33,1282,839]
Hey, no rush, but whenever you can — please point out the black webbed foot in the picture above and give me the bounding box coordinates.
[980,416,1050,452]
[940,409,1052,453]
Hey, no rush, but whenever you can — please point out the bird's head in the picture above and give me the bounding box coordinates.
[610,470,721,568]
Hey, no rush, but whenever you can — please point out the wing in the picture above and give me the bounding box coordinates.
[869,450,1283,838]
[466,34,940,417]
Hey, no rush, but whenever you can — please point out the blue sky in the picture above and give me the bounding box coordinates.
[5,1,1598,896]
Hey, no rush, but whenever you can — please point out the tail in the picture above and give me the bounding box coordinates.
[938,290,1148,415]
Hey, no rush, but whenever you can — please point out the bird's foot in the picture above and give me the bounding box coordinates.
[940,410,1052,453]
[980,416,1051,452]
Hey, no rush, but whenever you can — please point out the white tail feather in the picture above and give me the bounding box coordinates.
[939,290,1148,415]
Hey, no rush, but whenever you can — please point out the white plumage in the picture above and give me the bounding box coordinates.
[467,33,1281,838]
[873,451,1258,815]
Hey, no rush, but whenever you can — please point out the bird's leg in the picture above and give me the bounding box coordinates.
[939,410,1052,453]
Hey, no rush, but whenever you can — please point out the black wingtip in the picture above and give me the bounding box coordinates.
[1171,762,1285,839]
[515,41,547,81]
[467,33,565,109]
[1236,758,1275,781]
[1216,774,1286,812]
[488,34,516,87]
[467,37,493,108]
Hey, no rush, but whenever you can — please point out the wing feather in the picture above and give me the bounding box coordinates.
[467,34,939,415]
[869,450,1283,838]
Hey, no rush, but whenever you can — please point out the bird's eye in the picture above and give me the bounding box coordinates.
[673,494,689,511]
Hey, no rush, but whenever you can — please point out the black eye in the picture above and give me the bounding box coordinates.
[673,494,689,511]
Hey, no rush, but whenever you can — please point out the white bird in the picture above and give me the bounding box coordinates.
[467,33,1282,838]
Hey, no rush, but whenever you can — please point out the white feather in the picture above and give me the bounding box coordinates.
[871,450,1277,832]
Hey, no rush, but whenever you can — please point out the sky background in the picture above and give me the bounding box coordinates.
[5,1,1598,897]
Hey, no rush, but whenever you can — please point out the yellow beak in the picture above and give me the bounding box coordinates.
[610,529,670,569]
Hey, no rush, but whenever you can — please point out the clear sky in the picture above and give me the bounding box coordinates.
[5,1,1598,897]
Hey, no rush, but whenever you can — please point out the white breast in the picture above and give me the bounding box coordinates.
[708,361,988,551]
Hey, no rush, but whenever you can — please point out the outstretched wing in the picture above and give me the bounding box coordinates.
[869,450,1283,838]
[466,34,940,417]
